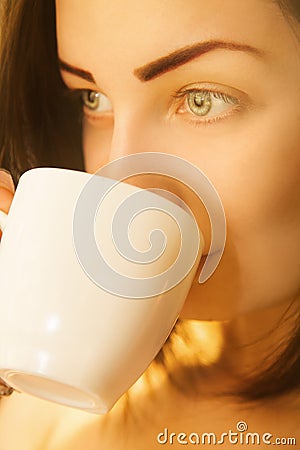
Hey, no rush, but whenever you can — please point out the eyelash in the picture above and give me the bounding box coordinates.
[170,87,242,126]
[80,86,243,127]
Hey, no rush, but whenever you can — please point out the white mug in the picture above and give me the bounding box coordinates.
[0,167,202,414]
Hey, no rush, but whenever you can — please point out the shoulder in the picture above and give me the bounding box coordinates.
[0,393,100,450]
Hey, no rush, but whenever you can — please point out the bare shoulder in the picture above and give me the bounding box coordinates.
[0,387,299,450]
[0,392,125,450]
[0,393,101,450]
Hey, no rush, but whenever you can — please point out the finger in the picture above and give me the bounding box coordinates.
[0,169,15,240]
[0,187,14,214]
[0,169,15,195]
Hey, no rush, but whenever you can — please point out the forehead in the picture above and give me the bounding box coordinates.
[55,0,289,78]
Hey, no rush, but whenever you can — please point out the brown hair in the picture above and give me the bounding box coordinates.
[0,0,84,184]
[0,0,299,401]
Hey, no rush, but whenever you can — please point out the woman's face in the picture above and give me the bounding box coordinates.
[56,0,300,320]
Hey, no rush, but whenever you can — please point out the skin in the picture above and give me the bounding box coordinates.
[56,0,300,321]
[0,0,300,448]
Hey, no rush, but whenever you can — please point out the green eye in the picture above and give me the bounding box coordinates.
[82,90,113,115]
[187,91,212,116]
[82,90,101,110]
[175,87,240,123]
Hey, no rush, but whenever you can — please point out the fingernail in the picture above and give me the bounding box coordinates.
[0,168,15,193]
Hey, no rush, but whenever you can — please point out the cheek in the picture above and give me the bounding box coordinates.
[226,108,300,243]
[220,110,300,311]
[182,104,300,318]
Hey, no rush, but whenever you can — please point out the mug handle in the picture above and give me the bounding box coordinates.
[0,209,14,396]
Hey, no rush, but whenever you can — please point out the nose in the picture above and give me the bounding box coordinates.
[108,115,140,162]
[107,110,158,163]
[102,112,169,191]
[90,106,213,258]
[83,107,158,175]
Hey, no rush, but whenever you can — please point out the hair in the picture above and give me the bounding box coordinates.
[0,0,299,402]
[0,0,84,184]
[277,0,300,20]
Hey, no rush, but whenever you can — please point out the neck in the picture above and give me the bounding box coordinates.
[222,295,299,376]
[156,295,300,401]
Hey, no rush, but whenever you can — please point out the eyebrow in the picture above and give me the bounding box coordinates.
[59,39,264,85]
[134,40,264,82]
[59,59,96,83]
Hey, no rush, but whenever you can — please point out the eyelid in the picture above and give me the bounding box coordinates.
[172,82,249,103]
[169,82,250,125]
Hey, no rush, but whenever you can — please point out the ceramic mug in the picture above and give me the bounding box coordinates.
[0,167,202,414]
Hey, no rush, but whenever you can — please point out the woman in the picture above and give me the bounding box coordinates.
[0,0,299,448]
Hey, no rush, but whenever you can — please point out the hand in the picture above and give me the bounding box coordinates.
[0,168,15,396]
[0,169,15,241]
